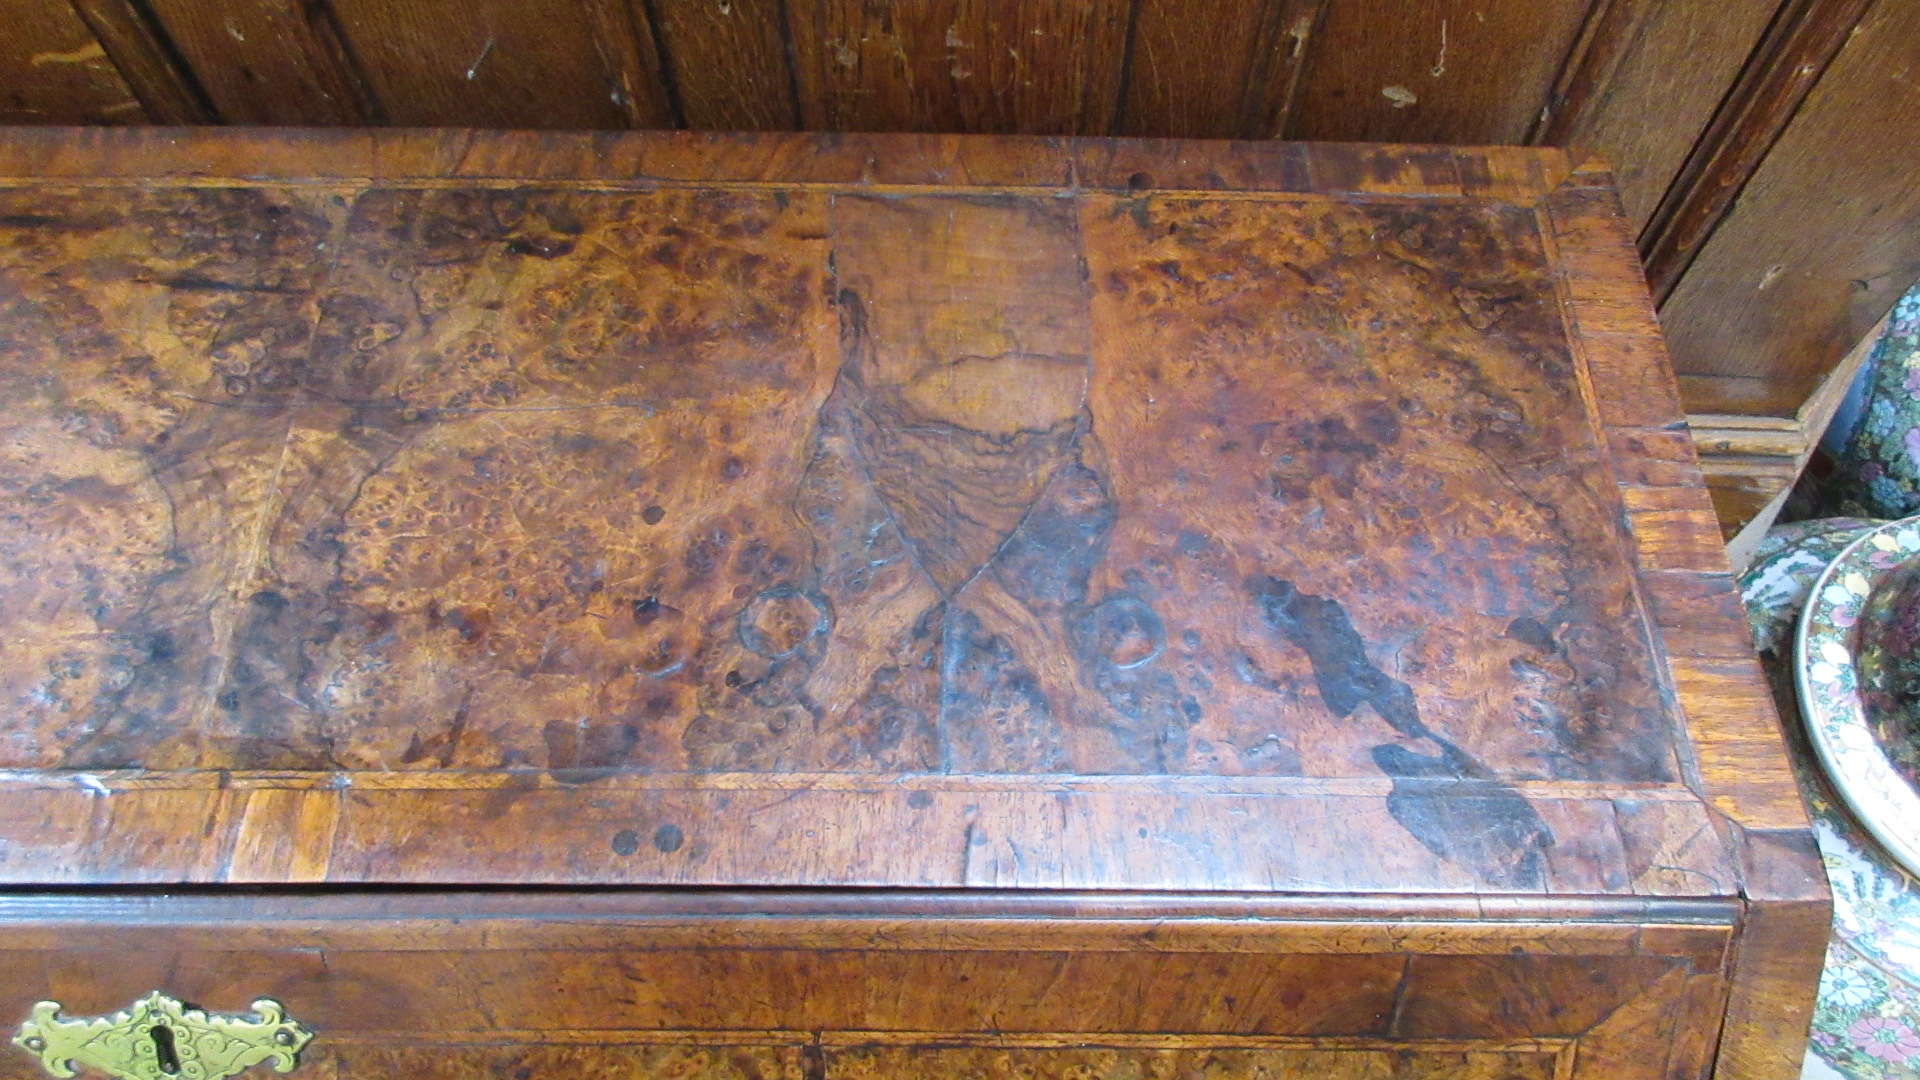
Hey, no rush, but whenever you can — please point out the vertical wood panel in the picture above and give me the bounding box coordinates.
[326,0,635,128]
[1540,0,1780,232]
[1119,0,1327,138]
[576,0,678,128]
[68,0,222,123]
[65,0,215,124]
[1287,0,1592,144]
[1660,0,1920,413]
[1639,0,1878,302]
[786,0,1130,134]
[649,0,798,130]
[1532,0,1661,145]
[0,0,146,124]
[139,0,378,124]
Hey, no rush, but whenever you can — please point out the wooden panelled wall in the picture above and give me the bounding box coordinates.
[3,0,1918,528]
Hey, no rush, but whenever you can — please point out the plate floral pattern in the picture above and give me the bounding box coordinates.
[1741,518,1920,1078]
[1744,518,1881,654]
[1797,518,1920,879]
[1825,288,1920,520]
[1856,561,1920,794]
[1811,812,1920,1074]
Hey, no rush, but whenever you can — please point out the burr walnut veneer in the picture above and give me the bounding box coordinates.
[0,129,1825,1079]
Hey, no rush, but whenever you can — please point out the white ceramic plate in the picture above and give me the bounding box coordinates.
[1796,516,1920,881]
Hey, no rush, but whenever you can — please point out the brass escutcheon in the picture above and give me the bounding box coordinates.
[12,992,311,1080]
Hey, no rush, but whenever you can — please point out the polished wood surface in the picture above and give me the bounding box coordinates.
[0,130,1823,1079]
[0,890,1737,1080]
[8,0,1918,463]
[0,130,1728,890]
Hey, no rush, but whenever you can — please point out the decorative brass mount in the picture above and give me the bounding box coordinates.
[12,993,311,1080]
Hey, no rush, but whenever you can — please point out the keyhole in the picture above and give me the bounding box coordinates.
[149,1025,181,1075]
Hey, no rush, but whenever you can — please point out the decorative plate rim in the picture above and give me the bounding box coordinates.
[1795,515,1920,882]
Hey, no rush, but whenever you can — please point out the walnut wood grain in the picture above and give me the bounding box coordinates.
[0,889,1731,1080]
[0,1042,1566,1080]
[0,129,1821,1079]
[0,134,1770,893]
[0,133,1715,895]
[2,0,1893,452]
[1544,162,1809,830]
[1543,159,1827,1080]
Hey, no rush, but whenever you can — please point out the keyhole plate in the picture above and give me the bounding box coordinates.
[149,1024,181,1075]
[12,993,311,1080]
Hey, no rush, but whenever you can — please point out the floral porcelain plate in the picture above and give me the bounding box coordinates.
[1740,517,1920,1076]
[1797,516,1920,880]
[1744,517,1881,655]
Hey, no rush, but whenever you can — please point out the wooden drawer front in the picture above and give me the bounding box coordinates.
[0,1038,1565,1079]
[182,1040,1568,1079]
[0,894,1732,1080]
[825,1044,1559,1080]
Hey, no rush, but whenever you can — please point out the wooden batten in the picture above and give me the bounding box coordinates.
[1689,304,1890,549]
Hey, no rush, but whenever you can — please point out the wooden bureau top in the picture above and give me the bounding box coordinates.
[0,129,1810,896]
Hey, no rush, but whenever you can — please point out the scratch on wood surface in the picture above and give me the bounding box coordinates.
[1431,19,1448,77]
[30,43,106,66]
[1289,15,1314,59]
[466,37,496,80]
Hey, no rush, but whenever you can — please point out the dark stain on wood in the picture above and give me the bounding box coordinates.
[1250,575,1554,886]
[0,144,1702,882]
[2,179,1678,787]
[0,135,1828,1080]
[652,822,685,853]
